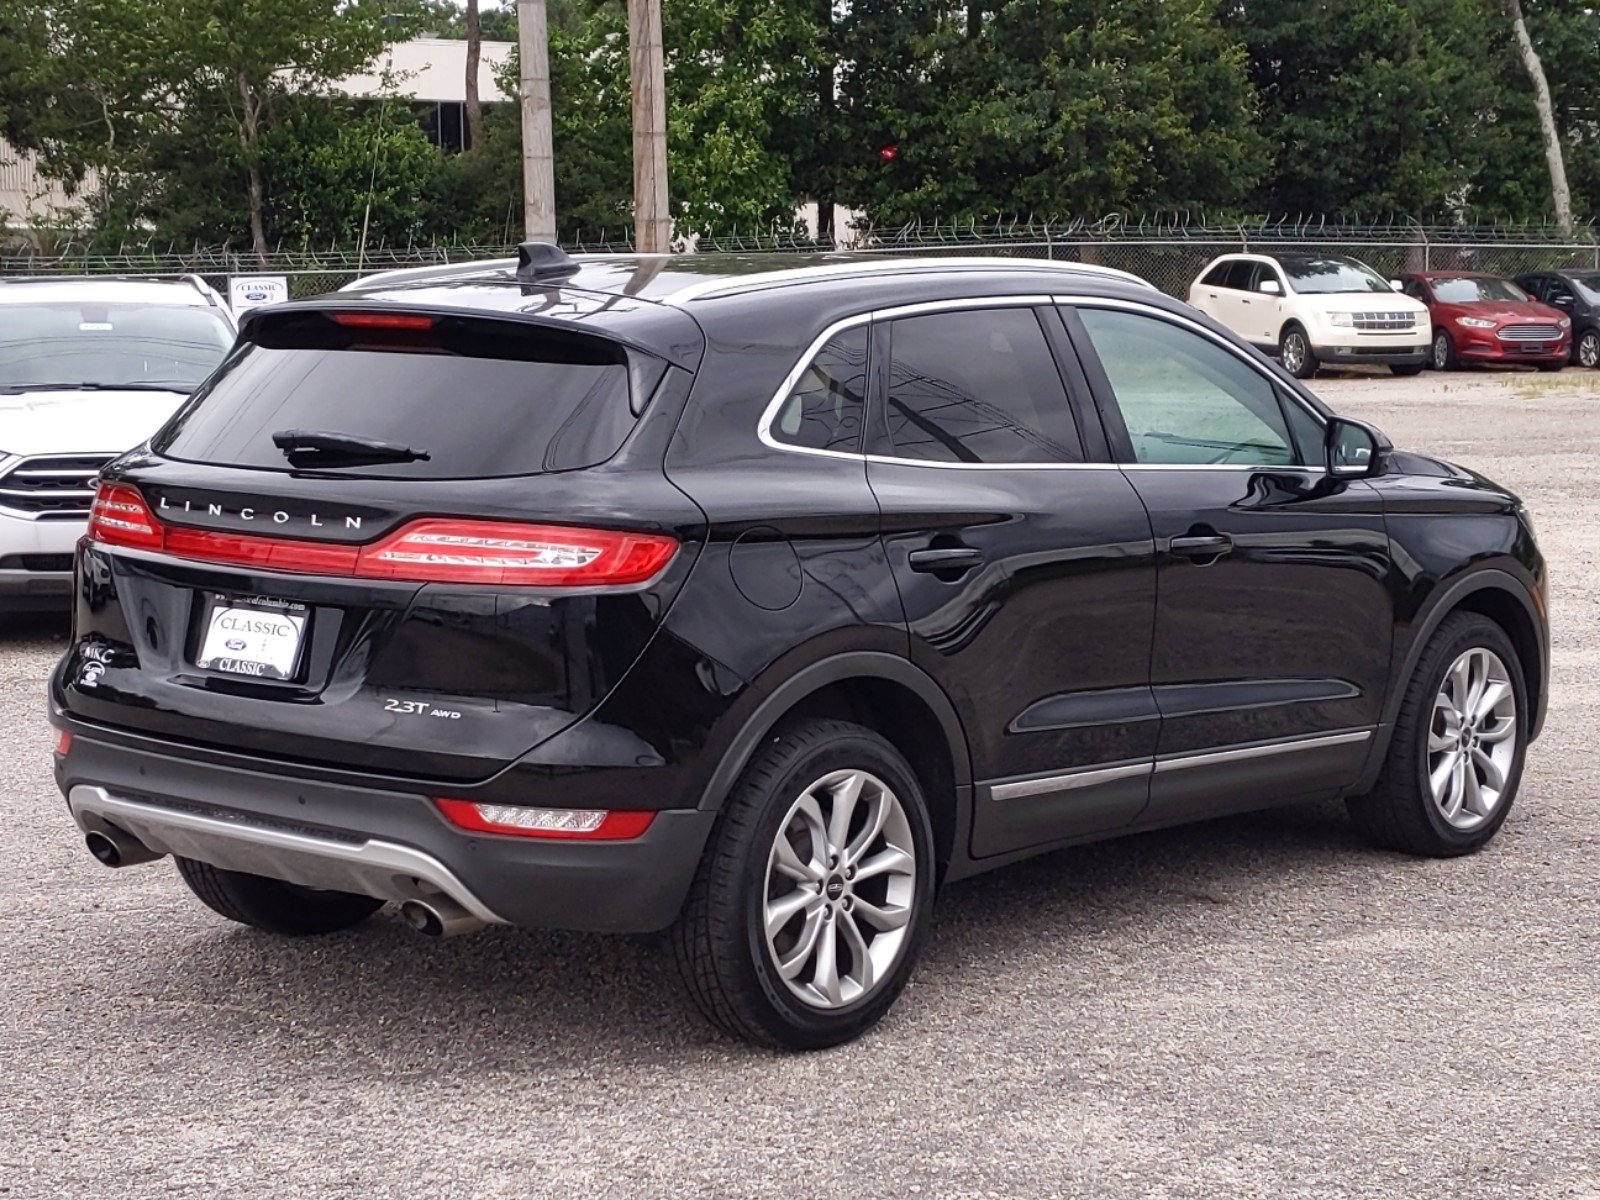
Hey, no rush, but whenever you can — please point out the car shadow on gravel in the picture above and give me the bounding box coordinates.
[1,612,70,641]
[124,798,1374,1064]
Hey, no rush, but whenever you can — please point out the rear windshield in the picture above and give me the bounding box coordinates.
[0,302,233,392]
[153,313,645,479]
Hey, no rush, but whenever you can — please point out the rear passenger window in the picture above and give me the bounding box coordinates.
[881,308,1083,465]
[1201,263,1232,287]
[771,326,868,453]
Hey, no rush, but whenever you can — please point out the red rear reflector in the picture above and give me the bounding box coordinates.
[54,730,72,756]
[86,484,678,587]
[327,311,436,331]
[433,800,656,840]
[355,520,678,586]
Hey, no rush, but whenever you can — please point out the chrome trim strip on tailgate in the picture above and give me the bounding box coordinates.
[67,785,508,924]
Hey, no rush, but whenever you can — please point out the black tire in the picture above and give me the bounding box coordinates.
[1279,323,1318,379]
[1577,328,1600,369]
[1347,612,1527,857]
[1389,363,1424,377]
[1431,328,1458,371]
[673,718,937,1050]
[175,857,385,935]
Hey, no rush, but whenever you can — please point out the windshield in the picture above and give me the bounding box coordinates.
[0,302,234,393]
[1281,257,1394,295]
[1431,277,1530,304]
[1571,275,1600,305]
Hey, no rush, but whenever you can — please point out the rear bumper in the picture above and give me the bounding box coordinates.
[55,729,717,934]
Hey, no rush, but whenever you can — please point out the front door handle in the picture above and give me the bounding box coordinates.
[908,547,985,574]
[1169,534,1233,562]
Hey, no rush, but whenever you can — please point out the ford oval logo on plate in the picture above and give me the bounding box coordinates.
[225,638,247,651]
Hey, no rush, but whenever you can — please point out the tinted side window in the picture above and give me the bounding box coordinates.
[1401,279,1427,302]
[771,326,868,453]
[1077,307,1300,467]
[882,308,1084,465]
[1201,263,1232,287]
[1222,261,1257,290]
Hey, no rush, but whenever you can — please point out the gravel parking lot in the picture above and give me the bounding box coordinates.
[2,368,1596,1199]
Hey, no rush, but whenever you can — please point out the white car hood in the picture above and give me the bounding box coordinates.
[1292,292,1429,316]
[0,389,189,458]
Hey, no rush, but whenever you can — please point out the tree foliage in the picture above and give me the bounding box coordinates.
[6,0,1600,249]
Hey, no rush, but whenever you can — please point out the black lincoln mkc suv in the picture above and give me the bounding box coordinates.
[50,246,1548,1048]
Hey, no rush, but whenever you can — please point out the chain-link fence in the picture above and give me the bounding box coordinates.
[7,218,1600,300]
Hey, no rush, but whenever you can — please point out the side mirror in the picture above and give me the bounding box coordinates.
[1258,279,1282,296]
[1326,417,1392,479]
[1389,279,1405,292]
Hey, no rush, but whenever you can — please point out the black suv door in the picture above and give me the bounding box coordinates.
[862,300,1158,857]
[1064,301,1393,826]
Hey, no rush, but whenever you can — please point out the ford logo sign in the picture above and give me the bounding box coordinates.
[225,638,247,651]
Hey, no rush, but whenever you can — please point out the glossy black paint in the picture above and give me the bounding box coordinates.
[49,255,1550,933]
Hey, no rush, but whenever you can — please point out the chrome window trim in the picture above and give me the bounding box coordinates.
[988,728,1373,800]
[756,293,1330,471]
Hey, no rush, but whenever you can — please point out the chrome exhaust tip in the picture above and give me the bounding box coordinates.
[85,825,163,869]
[399,896,487,938]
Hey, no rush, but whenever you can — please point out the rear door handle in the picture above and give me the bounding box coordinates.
[908,547,985,574]
[1169,534,1233,561]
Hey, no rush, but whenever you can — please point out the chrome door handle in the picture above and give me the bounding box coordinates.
[909,547,985,574]
[1169,534,1233,562]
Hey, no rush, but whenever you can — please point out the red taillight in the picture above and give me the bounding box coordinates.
[87,483,162,550]
[85,484,677,587]
[433,799,656,840]
[354,520,678,586]
[327,311,436,331]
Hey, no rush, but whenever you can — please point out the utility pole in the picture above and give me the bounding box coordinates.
[516,0,556,242]
[628,0,670,252]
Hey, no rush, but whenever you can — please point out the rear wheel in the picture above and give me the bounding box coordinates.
[1279,324,1318,379]
[674,718,935,1049]
[175,857,385,935]
[1348,613,1526,857]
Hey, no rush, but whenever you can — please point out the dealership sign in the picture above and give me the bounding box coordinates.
[228,275,289,312]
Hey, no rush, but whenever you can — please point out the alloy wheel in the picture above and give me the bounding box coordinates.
[762,768,917,1010]
[1427,647,1518,831]
[1282,332,1306,375]
[1581,332,1600,368]
[1433,332,1452,370]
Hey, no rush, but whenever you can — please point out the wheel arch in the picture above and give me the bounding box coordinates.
[1358,569,1546,790]
[697,652,973,875]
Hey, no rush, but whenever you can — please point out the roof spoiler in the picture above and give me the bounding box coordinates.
[516,242,581,284]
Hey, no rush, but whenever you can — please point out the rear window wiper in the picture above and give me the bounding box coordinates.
[271,429,431,467]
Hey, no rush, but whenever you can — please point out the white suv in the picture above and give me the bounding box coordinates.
[0,276,236,613]
[1188,252,1430,378]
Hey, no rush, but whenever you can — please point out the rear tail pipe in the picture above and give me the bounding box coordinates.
[85,824,163,868]
[399,896,487,938]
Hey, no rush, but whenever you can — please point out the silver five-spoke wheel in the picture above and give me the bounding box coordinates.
[1428,647,1518,831]
[763,768,916,1010]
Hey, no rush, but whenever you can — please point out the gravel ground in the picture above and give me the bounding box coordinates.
[2,368,1597,1199]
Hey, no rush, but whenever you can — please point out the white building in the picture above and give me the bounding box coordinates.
[333,38,516,151]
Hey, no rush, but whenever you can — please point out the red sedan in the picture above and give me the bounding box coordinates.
[1397,272,1570,371]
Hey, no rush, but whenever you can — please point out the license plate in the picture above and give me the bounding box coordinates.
[1521,344,1546,354]
[196,597,308,680]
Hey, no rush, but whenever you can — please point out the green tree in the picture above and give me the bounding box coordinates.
[1226,0,1539,221]
[836,0,1265,226]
